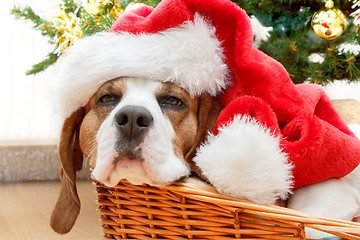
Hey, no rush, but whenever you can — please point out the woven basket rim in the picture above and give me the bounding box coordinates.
[95,179,360,239]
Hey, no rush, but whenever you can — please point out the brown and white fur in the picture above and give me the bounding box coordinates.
[84,77,220,186]
[51,77,360,239]
[51,76,220,234]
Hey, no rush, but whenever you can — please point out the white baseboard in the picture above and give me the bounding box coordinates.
[0,145,90,182]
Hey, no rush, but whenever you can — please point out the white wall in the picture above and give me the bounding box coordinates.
[0,0,59,145]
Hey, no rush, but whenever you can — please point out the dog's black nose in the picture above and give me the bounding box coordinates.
[114,105,153,142]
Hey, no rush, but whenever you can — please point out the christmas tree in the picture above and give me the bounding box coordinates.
[235,0,360,85]
[10,0,360,86]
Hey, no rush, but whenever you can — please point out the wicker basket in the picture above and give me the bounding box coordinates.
[94,179,360,240]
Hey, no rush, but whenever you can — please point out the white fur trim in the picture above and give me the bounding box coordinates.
[193,115,293,204]
[52,14,229,118]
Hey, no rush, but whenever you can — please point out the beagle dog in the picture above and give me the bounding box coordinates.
[48,0,360,237]
[50,75,360,239]
[50,76,221,234]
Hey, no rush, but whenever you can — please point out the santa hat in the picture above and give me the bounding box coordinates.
[52,0,238,118]
[53,0,360,202]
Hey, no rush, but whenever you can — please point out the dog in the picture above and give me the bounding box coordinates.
[50,76,221,234]
[49,0,360,238]
[50,75,360,238]
[82,77,221,186]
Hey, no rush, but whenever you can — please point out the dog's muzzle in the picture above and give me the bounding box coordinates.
[114,105,153,146]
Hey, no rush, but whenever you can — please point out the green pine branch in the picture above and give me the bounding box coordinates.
[10,6,58,40]
[81,12,117,36]
[115,0,160,8]
[62,0,80,15]
[143,0,161,7]
[80,0,162,36]
[25,52,59,75]
[242,0,360,85]
[233,0,353,15]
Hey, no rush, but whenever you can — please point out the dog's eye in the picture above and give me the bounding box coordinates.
[159,96,186,110]
[166,97,183,106]
[98,94,119,105]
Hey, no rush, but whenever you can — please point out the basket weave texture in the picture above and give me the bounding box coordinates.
[95,180,360,240]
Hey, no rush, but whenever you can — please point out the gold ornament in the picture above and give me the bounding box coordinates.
[83,0,114,16]
[124,2,148,13]
[311,0,347,40]
[52,7,83,55]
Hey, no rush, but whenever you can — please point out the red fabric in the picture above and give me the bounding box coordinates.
[214,86,360,189]
[109,0,360,189]
[213,96,281,137]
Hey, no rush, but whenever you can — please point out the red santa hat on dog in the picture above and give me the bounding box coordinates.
[53,1,234,117]
[53,0,360,199]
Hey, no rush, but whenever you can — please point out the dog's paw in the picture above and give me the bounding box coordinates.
[193,115,293,204]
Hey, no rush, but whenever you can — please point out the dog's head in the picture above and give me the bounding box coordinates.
[51,77,221,233]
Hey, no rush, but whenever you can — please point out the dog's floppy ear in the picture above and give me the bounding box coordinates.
[185,94,222,180]
[50,108,85,234]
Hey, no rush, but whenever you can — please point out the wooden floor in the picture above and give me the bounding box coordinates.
[0,180,103,240]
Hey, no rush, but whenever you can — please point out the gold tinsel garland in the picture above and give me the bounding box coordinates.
[52,7,83,55]
[52,0,127,55]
